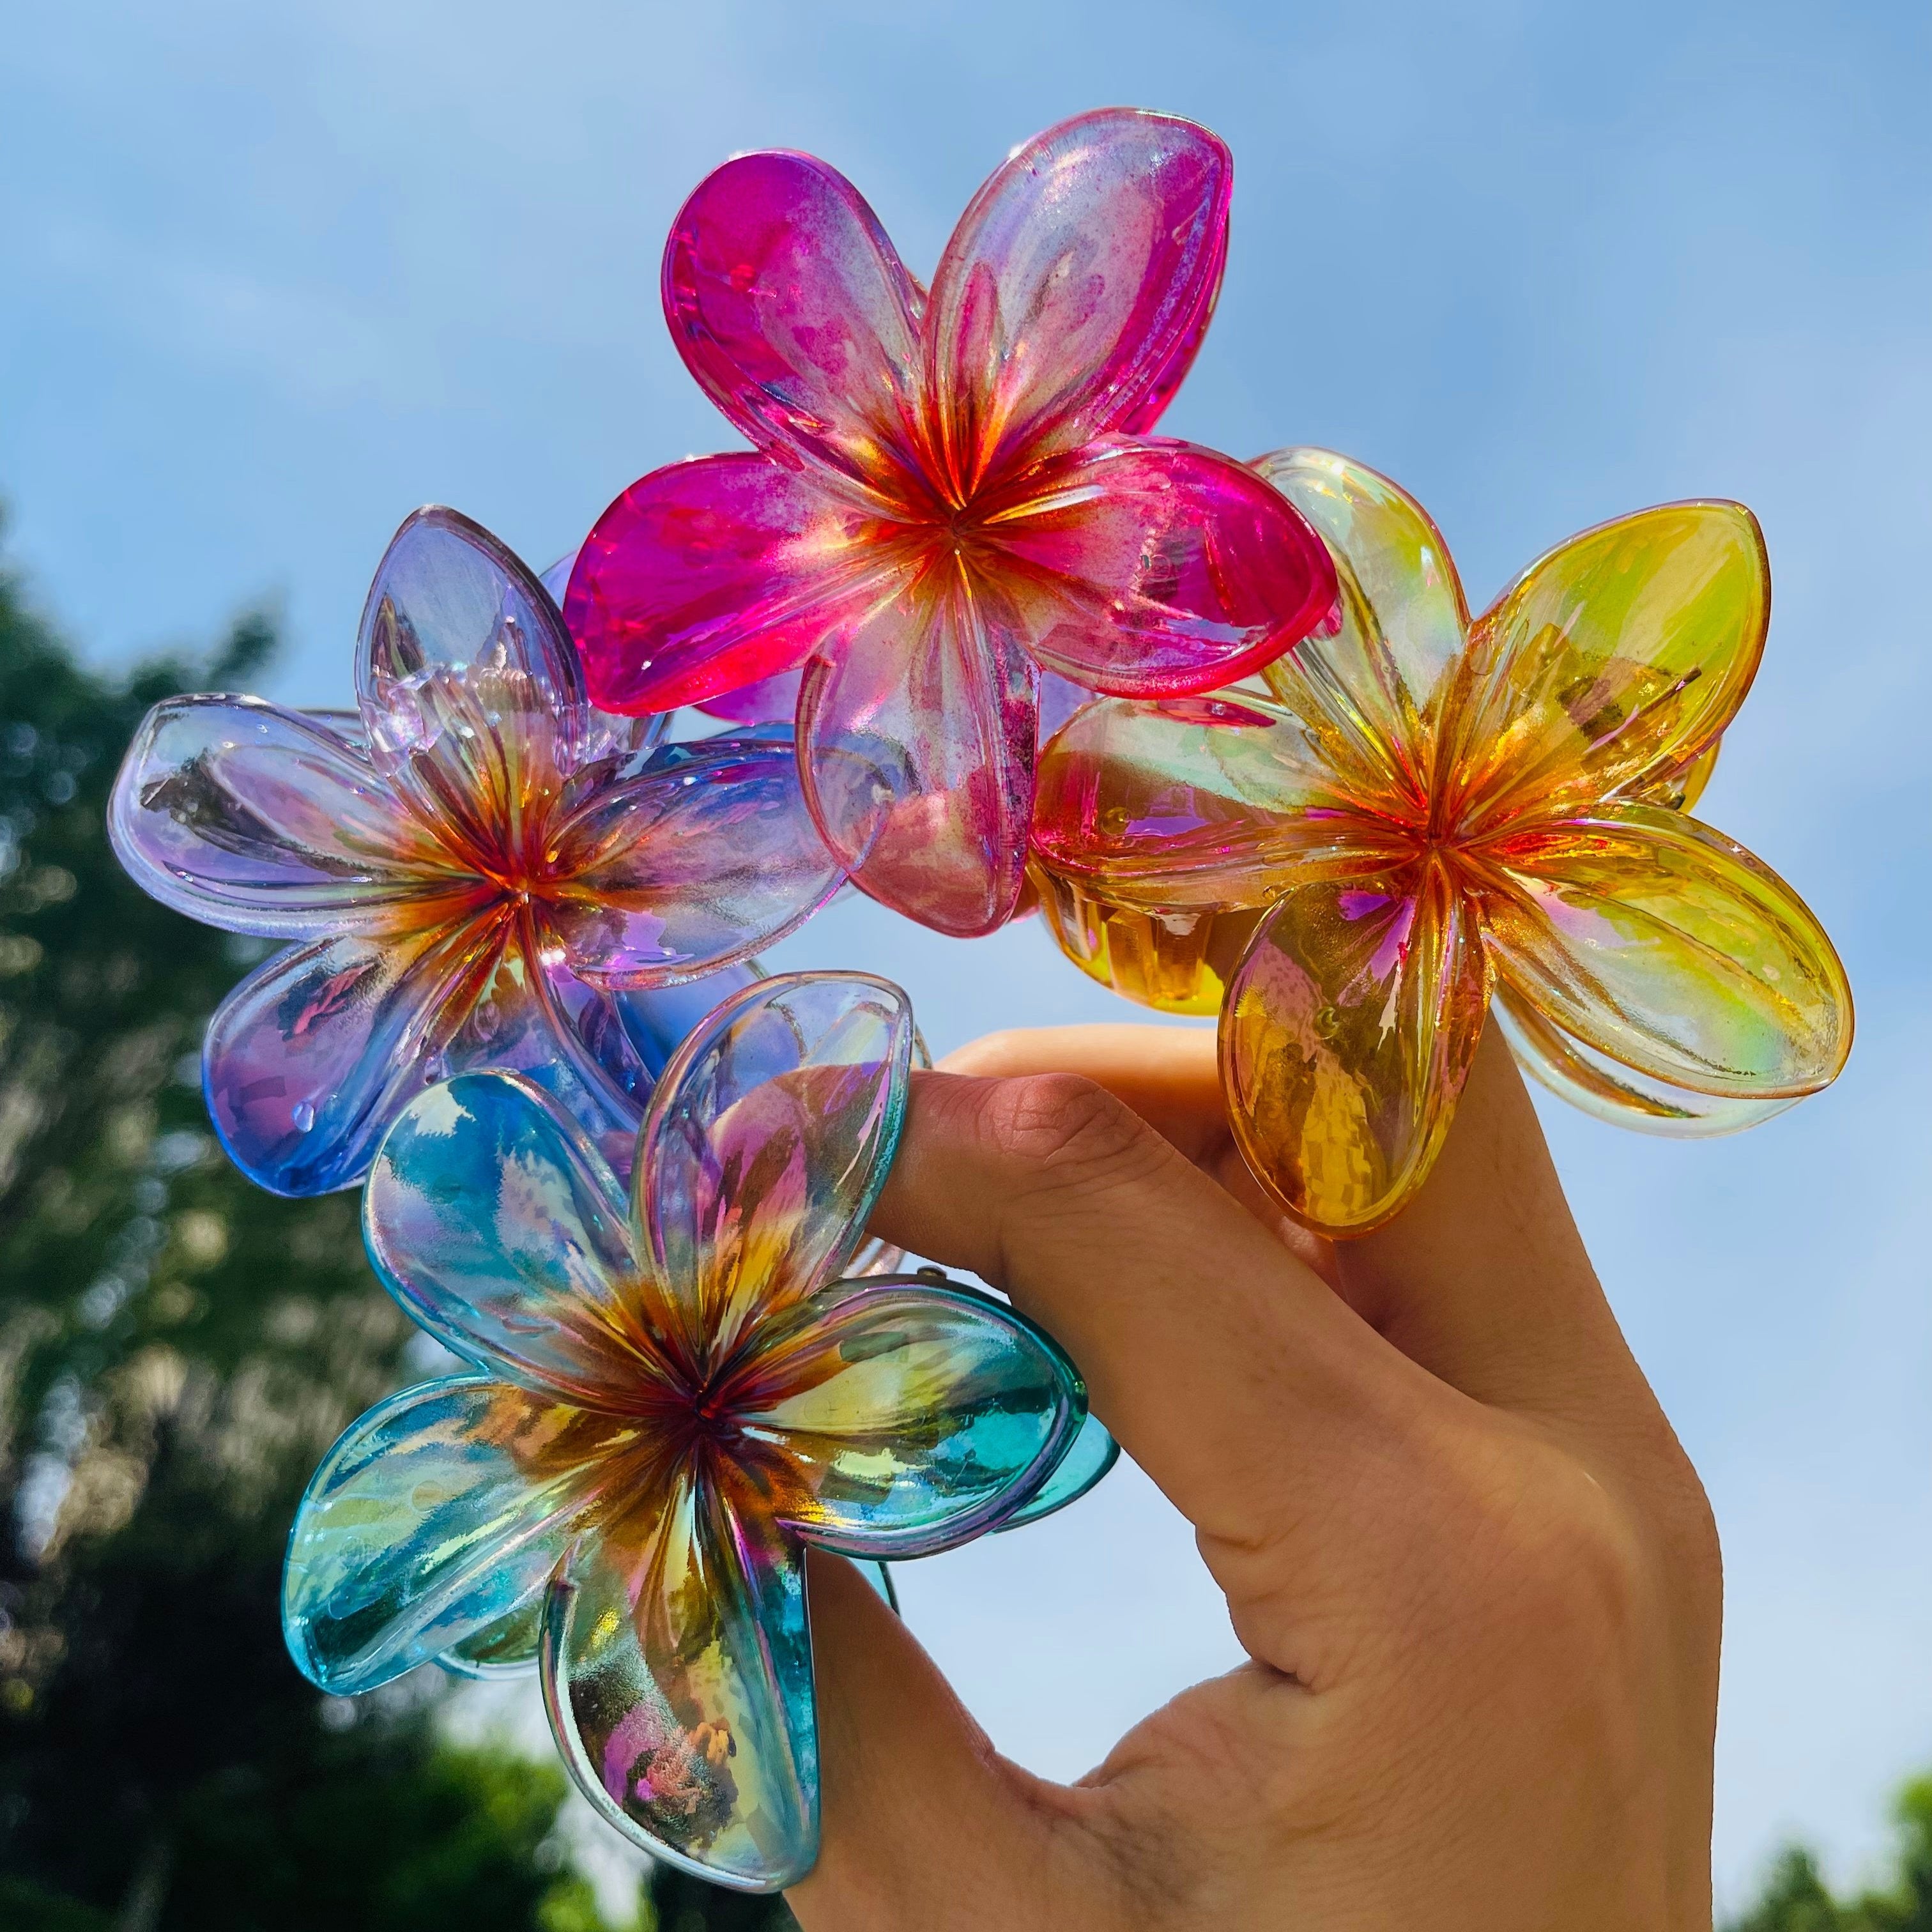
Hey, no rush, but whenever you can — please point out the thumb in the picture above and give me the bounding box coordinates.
[792,1552,1104,1929]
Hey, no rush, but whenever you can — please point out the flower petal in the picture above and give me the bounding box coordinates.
[1492,990,1798,1137]
[639,974,914,1367]
[798,562,1037,936]
[1627,739,1721,814]
[363,1072,652,1403]
[546,738,844,988]
[1032,871,1264,1016]
[612,961,765,1083]
[997,1408,1119,1531]
[746,1277,1086,1558]
[1473,805,1851,1098]
[439,1553,894,1677]
[514,951,661,1169]
[1445,501,1768,827]
[1037,668,1095,743]
[540,546,672,760]
[1221,865,1490,1235]
[984,437,1338,696]
[109,697,459,936]
[206,905,652,1196]
[663,150,926,505]
[203,921,487,1196]
[694,667,806,724]
[1032,693,1390,910]
[565,454,908,717]
[541,1472,817,1891]
[1253,447,1469,799]
[283,1374,610,1694]
[357,505,588,842]
[926,109,1231,495]
[1031,693,1392,1015]
[440,1591,546,1678]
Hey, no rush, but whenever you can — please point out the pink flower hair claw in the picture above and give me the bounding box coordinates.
[564,108,1340,936]
[109,507,845,1195]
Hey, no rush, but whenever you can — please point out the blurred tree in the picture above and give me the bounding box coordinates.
[1729,1776,1932,1929]
[1731,1846,1855,1932]
[0,533,608,1930]
[640,1866,798,1932]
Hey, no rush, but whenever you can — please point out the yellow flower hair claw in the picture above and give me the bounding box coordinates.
[1029,448,1853,1238]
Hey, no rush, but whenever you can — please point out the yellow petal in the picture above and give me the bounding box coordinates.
[1221,862,1489,1237]
[1031,693,1394,911]
[1253,447,1468,812]
[1628,740,1721,814]
[1446,501,1767,829]
[1493,989,1798,1137]
[1032,866,1259,1015]
[1473,805,1851,1099]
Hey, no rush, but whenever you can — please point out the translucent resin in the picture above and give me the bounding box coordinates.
[564,110,1338,937]
[1032,449,1852,1236]
[284,973,1098,1891]
[109,507,844,1193]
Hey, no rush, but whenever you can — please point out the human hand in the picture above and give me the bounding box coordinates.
[789,1022,1721,1931]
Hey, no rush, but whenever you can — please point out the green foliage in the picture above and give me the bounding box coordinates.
[0,535,611,1929]
[1730,1777,1932,1930]
[160,1729,590,1932]
[640,1866,799,1932]
[1731,1846,1853,1932]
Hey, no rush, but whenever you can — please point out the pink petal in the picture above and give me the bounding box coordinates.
[798,562,1038,937]
[662,150,928,505]
[109,697,457,937]
[926,109,1231,496]
[985,436,1339,696]
[565,454,910,717]
[544,738,845,987]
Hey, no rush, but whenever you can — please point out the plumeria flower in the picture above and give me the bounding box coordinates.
[1030,448,1853,1236]
[563,107,1338,937]
[282,972,1096,1890]
[109,507,844,1195]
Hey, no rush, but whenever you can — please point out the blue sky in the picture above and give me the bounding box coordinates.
[5,0,1930,1906]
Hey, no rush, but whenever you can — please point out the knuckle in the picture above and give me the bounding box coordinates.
[1453,1448,1650,1664]
[1640,1434,1723,1624]
[974,1072,1163,1192]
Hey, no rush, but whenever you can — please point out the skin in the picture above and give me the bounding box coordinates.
[789,1021,1722,1931]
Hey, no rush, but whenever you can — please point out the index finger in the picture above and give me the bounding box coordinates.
[939,1024,1338,1285]
[939,1020,1653,1430]
[867,1065,1424,1551]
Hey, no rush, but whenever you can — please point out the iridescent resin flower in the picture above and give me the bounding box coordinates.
[109,506,843,1195]
[563,108,1338,937]
[1031,448,1853,1236]
[282,972,1094,1890]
